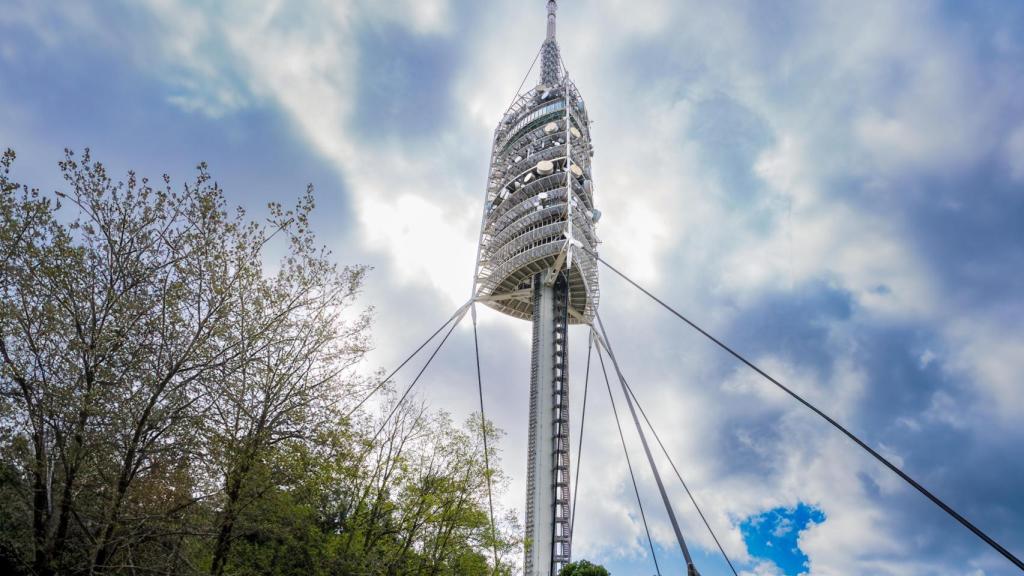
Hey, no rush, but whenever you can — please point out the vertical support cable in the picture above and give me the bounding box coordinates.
[563,75,574,272]
[596,314,700,575]
[595,336,662,576]
[621,375,739,576]
[372,306,469,443]
[346,300,471,419]
[471,304,500,574]
[598,313,700,573]
[570,332,594,532]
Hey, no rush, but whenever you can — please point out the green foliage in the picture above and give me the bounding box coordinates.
[0,149,519,575]
[560,559,612,576]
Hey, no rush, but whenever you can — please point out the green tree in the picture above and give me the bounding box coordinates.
[560,559,612,576]
[1,148,247,574]
[201,190,371,576]
[0,148,519,576]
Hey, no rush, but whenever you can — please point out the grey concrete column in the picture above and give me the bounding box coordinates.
[526,274,557,576]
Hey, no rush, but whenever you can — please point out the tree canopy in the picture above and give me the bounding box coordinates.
[0,149,519,575]
[560,559,611,576]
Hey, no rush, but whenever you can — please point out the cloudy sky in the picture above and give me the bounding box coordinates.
[2,1,1023,574]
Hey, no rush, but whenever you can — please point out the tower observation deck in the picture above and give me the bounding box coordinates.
[475,0,599,325]
[473,2,599,575]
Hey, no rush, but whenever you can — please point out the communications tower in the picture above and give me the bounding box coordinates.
[473,2,599,574]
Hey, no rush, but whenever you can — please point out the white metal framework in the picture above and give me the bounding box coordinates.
[472,2,599,575]
[474,3,599,326]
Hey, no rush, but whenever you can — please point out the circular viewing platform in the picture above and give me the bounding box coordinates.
[475,82,600,323]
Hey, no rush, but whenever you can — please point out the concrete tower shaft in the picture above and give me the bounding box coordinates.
[526,272,572,575]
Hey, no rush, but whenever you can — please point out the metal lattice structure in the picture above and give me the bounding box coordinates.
[474,4,599,326]
[472,2,599,575]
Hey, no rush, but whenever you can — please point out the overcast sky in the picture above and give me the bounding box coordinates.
[2,1,1023,574]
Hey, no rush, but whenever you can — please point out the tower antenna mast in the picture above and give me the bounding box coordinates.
[473,1,599,574]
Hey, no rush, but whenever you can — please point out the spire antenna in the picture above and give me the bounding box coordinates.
[540,0,562,86]
[547,0,557,40]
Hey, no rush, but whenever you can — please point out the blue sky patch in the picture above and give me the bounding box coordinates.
[741,503,825,575]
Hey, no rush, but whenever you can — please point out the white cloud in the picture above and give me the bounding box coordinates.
[0,42,15,63]
[1007,124,1024,182]
[918,349,937,369]
[360,192,478,299]
[126,0,489,308]
[360,0,451,34]
[945,316,1024,424]
[740,560,783,576]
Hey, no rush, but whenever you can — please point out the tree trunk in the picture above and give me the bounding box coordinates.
[209,455,253,576]
[50,400,91,567]
[30,422,53,576]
